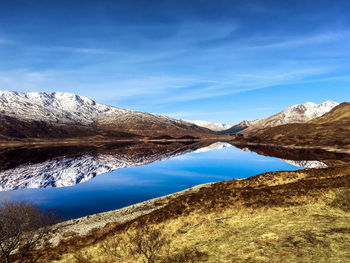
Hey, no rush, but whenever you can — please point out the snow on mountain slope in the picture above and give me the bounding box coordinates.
[0,91,213,138]
[220,119,260,134]
[241,101,339,136]
[0,91,127,124]
[184,120,233,132]
[238,119,260,127]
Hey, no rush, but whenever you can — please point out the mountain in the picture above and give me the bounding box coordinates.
[0,91,214,140]
[240,101,339,136]
[184,120,233,132]
[246,102,350,148]
[220,119,260,134]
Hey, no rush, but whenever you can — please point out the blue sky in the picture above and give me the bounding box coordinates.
[0,0,349,123]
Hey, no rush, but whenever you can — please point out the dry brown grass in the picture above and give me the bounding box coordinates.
[52,203,350,262]
[40,164,350,263]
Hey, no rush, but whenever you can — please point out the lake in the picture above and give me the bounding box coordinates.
[0,141,335,219]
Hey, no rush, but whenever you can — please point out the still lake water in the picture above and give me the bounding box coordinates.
[0,142,309,219]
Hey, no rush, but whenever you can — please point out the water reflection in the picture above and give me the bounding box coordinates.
[282,160,327,168]
[0,141,214,191]
[0,141,349,219]
[232,143,350,167]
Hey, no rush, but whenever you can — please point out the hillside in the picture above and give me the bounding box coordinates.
[246,102,350,148]
[0,91,214,140]
[0,114,134,139]
[38,160,350,263]
[240,101,339,136]
[220,119,259,134]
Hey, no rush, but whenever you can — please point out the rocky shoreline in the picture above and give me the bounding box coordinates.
[48,182,213,246]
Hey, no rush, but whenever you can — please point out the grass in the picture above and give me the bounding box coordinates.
[41,165,350,263]
[52,203,350,262]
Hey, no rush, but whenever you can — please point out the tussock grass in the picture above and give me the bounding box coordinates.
[330,190,350,212]
[52,204,350,263]
[44,165,350,263]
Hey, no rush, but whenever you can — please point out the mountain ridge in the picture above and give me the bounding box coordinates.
[184,120,233,132]
[220,119,260,134]
[240,100,339,136]
[0,91,215,140]
[246,102,350,148]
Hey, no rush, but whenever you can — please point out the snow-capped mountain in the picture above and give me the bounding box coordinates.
[0,141,212,191]
[184,120,233,132]
[220,119,260,134]
[0,91,214,139]
[0,91,127,125]
[240,101,339,136]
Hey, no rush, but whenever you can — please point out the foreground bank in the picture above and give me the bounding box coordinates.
[34,161,350,263]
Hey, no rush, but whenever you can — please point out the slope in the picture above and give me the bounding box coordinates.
[247,102,350,148]
[220,119,259,134]
[184,120,233,132]
[240,101,339,136]
[0,92,214,140]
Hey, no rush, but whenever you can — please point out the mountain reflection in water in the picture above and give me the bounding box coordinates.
[0,141,215,191]
[0,141,349,219]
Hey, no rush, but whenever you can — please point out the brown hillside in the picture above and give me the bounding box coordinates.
[309,102,350,124]
[0,113,215,141]
[247,102,350,148]
[0,114,136,140]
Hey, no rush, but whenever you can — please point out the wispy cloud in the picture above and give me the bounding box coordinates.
[0,62,340,106]
[0,69,54,91]
[52,46,111,55]
[244,31,350,50]
[156,66,337,103]
[0,36,12,44]
[0,0,350,123]
[162,110,235,119]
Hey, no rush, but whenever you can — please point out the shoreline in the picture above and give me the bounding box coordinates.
[47,140,350,245]
[0,137,233,148]
[48,182,213,246]
[231,140,350,154]
[43,162,350,262]
[1,137,348,154]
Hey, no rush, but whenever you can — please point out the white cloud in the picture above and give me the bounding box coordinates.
[0,62,339,106]
[243,30,350,50]
[162,110,235,118]
[156,66,337,103]
[0,37,12,45]
[52,47,111,55]
[0,69,54,91]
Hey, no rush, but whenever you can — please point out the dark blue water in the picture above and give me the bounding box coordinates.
[0,144,302,219]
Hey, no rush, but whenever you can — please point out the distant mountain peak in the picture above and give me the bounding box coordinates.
[240,100,339,136]
[219,119,260,134]
[184,120,233,132]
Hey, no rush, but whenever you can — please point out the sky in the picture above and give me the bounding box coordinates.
[0,0,349,123]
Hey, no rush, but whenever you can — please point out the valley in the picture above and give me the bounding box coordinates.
[0,91,349,263]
